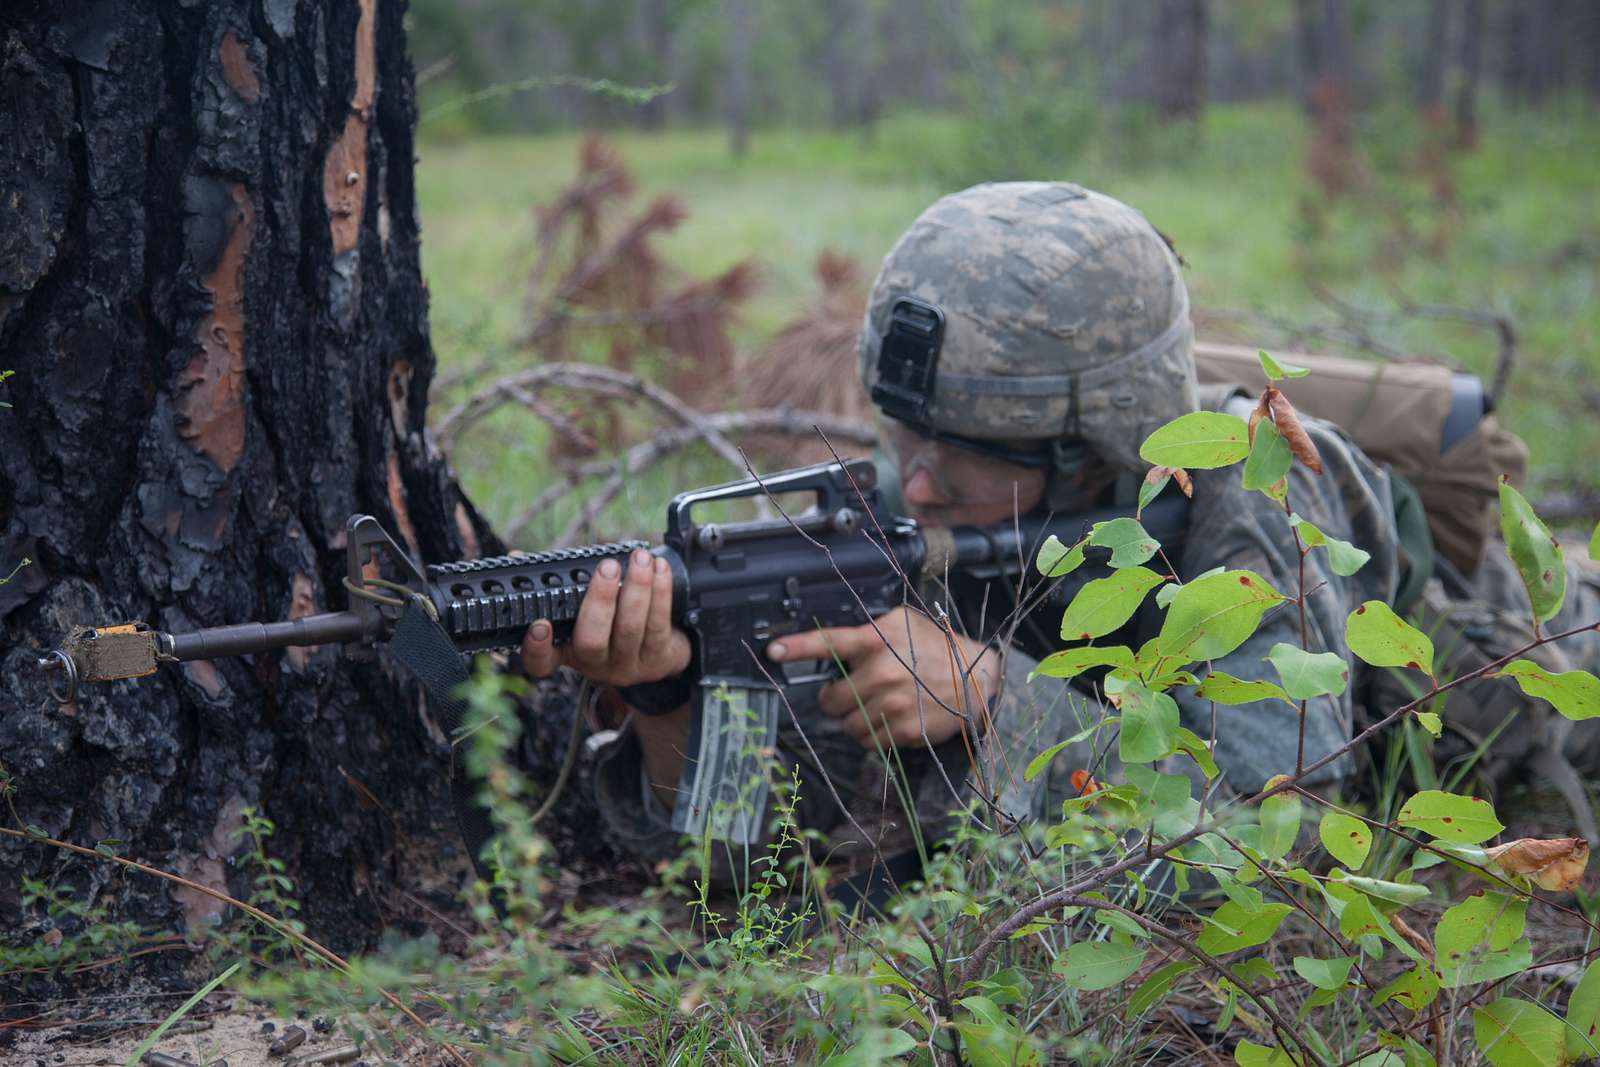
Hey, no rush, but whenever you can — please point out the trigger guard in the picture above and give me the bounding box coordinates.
[778,657,838,686]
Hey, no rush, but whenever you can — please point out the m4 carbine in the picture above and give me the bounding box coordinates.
[40,458,1187,846]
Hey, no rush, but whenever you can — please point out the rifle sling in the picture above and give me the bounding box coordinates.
[388,599,497,884]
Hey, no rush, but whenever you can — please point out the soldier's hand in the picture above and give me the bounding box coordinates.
[767,606,999,749]
[520,548,691,688]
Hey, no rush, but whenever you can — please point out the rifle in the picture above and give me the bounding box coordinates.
[39,458,1188,849]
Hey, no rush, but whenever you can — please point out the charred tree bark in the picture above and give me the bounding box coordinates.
[0,0,600,976]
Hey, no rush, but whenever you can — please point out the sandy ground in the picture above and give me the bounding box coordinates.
[4,999,398,1067]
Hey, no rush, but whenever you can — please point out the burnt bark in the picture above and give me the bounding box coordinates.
[0,0,602,981]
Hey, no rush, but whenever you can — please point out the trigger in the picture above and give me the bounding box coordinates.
[779,658,837,686]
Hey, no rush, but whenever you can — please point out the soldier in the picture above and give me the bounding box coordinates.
[521,182,1600,873]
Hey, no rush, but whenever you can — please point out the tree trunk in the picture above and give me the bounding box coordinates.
[1416,0,1450,111]
[821,0,857,129]
[1454,0,1485,147]
[636,0,674,130]
[0,0,591,967]
[725,0,752,157]
[1152,0,1207,122]
[1293,0,1320,113]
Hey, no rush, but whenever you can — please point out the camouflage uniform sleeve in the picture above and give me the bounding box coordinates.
[1174,403,1400,793]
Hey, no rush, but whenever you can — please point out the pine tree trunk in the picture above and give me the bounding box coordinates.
[1416,0,1450,111]
[1454,0,1484,147]
[1153,0,1208,122]
[0,0,581,964]
[725,0,753,158]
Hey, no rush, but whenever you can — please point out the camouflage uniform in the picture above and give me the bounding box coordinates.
[589,182,1600,874]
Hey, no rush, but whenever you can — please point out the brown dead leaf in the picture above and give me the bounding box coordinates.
[1248,391,1272,445]
[1145,466,1194,498]
[1484,836,1589,891]
[1260,390,1324,473]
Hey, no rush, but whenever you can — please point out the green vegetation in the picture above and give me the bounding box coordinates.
[419,102,1600,544]
[9,354,1600,1066]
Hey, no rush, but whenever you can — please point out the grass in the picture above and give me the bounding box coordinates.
[416,101,1600,542]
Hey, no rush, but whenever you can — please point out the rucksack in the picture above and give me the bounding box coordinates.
[1192,340,1528,577]
[1195,342,1600,839]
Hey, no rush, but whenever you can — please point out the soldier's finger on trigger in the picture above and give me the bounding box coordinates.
[571,557,622,668]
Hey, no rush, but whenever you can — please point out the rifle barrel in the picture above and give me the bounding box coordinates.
[166,610,370,661]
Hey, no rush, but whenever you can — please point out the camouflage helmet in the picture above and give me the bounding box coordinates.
[858,181,1197,478]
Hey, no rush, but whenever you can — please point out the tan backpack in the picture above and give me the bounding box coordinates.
[1192,341,1529,576]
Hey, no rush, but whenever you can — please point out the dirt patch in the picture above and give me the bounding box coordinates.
[6,997,378,1067]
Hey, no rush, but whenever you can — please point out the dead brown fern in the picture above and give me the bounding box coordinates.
[738,251,873,465]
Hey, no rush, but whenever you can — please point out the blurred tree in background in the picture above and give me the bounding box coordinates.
[406,0,1600,150]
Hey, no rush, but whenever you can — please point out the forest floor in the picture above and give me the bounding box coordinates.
[413,102,1600,545]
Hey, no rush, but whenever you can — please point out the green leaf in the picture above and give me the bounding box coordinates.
[1140,411,1252,470]
[1215,871,1265,913]
[1498,479,1566,625]
[1138,469,1175,517]
[1037,534,1087,578]
[1155,565,1224,610]
[1192,671,1294,706]
[1093,908,1150,941]
[1493,660,1600,720]
[1089,517,1162,569]
[1266,643,1350,700]
[1119,684,1181,764]
[1591,520,1599,563]
[1397,790,1504,844]
[1125,765,1200,838]
[1290,514,1371,577]
[1030,645,1135,682]
[1415,711,1443,737]
[1175,727,1219,779]
[1197,901,1291,955]
[1054,940,1148,991]
[1374,967,1441,1013]
[25,824,47,839]
[1156,569,1285,662]
[1346,600,1435,679]
[1258,778,1301,861]
[1060,567,1166,641]
[1337,874,1432,907]
[1022,720,1106,783]
[1234,1040,1297,1067]
[1242,419,1293,491]
[1564,959,1600,1061]
[955,995,1042,1067]
[1293,955,1356,990]
[1259,350,1311,380]
[1126,961,1196,1019]
[1437,892,1529,987]
[1231,958,1279,984]
[1473,998,1565,1067]
[1318,811,1372,870]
